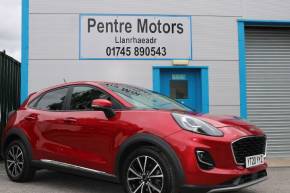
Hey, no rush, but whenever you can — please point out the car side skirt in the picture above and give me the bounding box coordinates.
[32,159,118,183]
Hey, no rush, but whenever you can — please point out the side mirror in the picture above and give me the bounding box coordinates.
[92,99,113,108]
[91,99,115,118]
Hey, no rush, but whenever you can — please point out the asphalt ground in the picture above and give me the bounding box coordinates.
[0,162,288,193]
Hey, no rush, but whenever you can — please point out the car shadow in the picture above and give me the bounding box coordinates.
[0,163,257,193]
[32,170,124,193]
[32,170,256,193]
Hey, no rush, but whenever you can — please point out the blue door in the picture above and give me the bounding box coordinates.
[159,68,202,112]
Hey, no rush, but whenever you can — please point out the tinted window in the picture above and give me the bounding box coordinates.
[28,97,39,108]
[70,86,121,110]
[36,88,68,111]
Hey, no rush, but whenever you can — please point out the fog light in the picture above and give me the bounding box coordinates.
[196,150,215,170]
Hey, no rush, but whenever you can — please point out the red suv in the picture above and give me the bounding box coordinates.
[1,81,267,193]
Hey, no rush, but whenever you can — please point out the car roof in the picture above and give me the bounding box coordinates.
[39,81,131,89]
[35,81,111,92]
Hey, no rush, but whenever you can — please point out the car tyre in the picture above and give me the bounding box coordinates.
[121,146,178,193]
[4,140,36,182]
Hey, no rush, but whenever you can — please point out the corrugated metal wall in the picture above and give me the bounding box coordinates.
[245,27,290,157]
[0,51,21,137]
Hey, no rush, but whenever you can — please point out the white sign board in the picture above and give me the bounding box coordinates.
[79,14,192,60]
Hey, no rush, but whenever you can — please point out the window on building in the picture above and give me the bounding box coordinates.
[170,80,188,99]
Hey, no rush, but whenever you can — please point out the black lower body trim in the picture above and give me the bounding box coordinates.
[31,160,118,183]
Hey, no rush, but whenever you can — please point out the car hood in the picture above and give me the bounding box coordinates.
[196,114,251,127]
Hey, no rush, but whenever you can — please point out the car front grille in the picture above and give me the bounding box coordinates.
[232,136,266,165]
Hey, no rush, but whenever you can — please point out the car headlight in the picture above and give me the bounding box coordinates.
[172,113,223,137]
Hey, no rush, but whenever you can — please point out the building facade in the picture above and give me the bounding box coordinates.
[23,0,290,157]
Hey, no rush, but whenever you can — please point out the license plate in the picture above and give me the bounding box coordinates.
[245,154,265,168]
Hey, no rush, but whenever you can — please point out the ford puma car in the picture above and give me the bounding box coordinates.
[1,81,267,193]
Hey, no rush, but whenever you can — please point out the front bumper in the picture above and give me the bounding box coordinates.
[165,129,268,186]
[182,169,267,193]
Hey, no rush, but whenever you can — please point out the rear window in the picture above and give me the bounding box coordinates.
[32,88,68,111]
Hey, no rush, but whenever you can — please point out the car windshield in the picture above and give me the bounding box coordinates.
[100,82,192,112]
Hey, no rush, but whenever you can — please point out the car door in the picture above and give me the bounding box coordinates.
[29,87,71,162]
[55,85,124,172]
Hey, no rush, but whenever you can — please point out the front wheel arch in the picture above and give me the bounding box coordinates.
[2,128,33,160]
[115,133,184,186]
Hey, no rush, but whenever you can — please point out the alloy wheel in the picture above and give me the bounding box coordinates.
[6,145,24,177]
[127,155,164,193]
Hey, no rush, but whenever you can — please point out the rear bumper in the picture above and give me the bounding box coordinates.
[182,169,267,193]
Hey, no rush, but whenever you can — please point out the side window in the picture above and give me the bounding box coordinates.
[70,86,121,110]
[28,97,39,108]
[35,88,68,111]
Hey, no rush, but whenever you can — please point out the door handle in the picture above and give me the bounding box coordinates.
[64,117,77,124]
[25,114,38,121]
